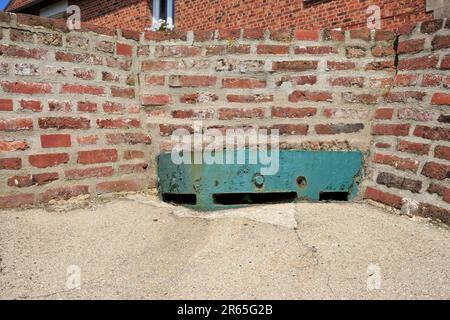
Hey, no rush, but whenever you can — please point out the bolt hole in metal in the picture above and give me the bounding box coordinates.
[296,176,307,189]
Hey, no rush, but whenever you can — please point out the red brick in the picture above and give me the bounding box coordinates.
[39,117,90,130]
[144,30,187,41]
[265,124,308,135]
[96,179,145,194]
[141,95,171,106]
[0,118,33,131]
[270,29,292,41]
[0,194,33,209]
[123,150,145,160]
[145,75,165,86]
[218,108,265,120]
[350,29,371,41]
[375,142,392,149]
[227,94,273,103]
[398,55,439,70]
[103,102,125,113]
[431,93,450,105]
[65,167,114,180]
[257,44,289,54]
[441,55,450,70]
[289,91,332,102]
[218,29,241,40]
[327,61,355,70]
[60,84,104,96]
[385,91,426,103]
[1,81,52,94]
[315,123,364,135]
[373,153,419,173]
[116,43,133,56]
[77,101,97,113]
[119,163,148,174]
[8,173,58,187]
[96,118,140,129]
[38,185,89,203]
[431,35,450,50]
[29,153,69,168]
[397,39,425,54]
[0,140,28,152]
[398,140,430,155]
[272,107,317,118]
[0,99,13,111]
[0,44,46,60]
[364,187,403,209]
[414,125,450,141]
[418,203,449,225]
[272,60,318,71]
[41,134,71,148]
[398,108,433,121]
[328,77,364,88]
[394,74,418,87]
[19,100,42,112]
[421,162,449,180]
[323,29,345,41]
[421,19,443,33]
[296,46,337,55]
[111,87,135,98]
[434,146,450,161]
[48,100,72,112]
[0,158,22,170]
[106,133,152,145]
[206,44,251,55]
[421,74,442,87]
[77,135,97,146]
[33,172,59,186]
[243,28,265,40]
[169,75,217,88]
[77,149,118,165]
[372,124,410,136]
[222,78,266,89]
[159,124,193,136]
[374,108,394,120]
[295,30,319,41]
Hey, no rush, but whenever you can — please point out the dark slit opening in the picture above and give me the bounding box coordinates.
[162,193,197,205]
[213,192,297,205]
[319,192,349,202]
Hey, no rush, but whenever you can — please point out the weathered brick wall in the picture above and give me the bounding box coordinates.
[11,0,152,32]
[175,0,432,31]
[365,19,450,223]
[0,13,448,224]
[0,13,152,209]
[139,27,394,157]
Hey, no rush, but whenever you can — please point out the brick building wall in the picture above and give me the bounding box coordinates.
[0,13,151,208]
[365,19,450,223]
[0,12,448,224]
[8,0,152,32]
[175,0,433,31]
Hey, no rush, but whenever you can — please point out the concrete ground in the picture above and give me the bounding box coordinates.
[0,193,449,300]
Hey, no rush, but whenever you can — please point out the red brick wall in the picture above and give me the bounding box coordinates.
[72,0,151,32]
[0,12,448,224]
[0,13,151,209]
[175,0,432,31]
[12,0,152,32]
[365,19,450,224]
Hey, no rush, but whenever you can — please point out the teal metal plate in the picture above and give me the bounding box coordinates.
[157,150,363,211]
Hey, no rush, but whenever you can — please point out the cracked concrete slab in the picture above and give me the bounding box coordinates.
[0,195,449,300]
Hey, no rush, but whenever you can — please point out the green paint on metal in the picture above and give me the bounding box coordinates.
[157,150,363,211]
